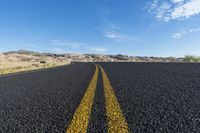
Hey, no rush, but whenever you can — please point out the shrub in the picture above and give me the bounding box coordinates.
[40,61,46,64]
[184,55,200,63]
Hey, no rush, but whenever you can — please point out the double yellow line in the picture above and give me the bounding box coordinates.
[66,64,129,133]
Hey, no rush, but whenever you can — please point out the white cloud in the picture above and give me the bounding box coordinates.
[103,23,127,41]
[147,0,200,22]
[104,30,129,41]
[172,27,200,38]
[155,1,172,21]
[171,0,185,3]
[172,0,200,19]
[87,47,107,53]
[49,48,68,54]
[188,27,200,32]
[172,31,187,38]
[51,40,83,48]
[103,23,143,42]
[50,39,108,54]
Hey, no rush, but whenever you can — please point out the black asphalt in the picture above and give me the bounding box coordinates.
[1,62,200,132]
[0,63,95,133]
[100,62,200,133]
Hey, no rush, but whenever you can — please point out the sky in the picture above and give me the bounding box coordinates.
[0,0,200,57]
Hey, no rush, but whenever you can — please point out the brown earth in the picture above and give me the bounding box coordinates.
[0,50,184,75]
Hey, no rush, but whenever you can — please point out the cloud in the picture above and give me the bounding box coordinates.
[172,0,200,19]
[87,47,107,53]
[146,0,200,22]
[49,48,68,54]
[104,30,129,41]
[103,23,143,42]
[172,31,187,38]
[50,40,82,48]
[172,27,200,38]
[51,39,108,54]
[98,6,144,42]
[103,23,126,41]
[171,0,185,3]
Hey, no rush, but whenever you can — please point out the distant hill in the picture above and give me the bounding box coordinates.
[0,50,186,75]
[3,50,185,62]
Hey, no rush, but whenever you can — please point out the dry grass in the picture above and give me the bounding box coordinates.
[0,53,70,75]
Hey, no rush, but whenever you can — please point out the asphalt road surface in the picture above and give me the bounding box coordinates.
[0,62,200,133]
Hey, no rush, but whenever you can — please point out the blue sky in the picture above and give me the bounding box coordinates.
[0,0,200,57]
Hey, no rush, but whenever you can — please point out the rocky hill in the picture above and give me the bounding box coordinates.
[3,50,185,62]
[0,50,185,75]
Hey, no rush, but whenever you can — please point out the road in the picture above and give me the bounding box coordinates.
[0,62,200,132]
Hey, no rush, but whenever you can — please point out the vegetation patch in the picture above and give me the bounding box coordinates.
[184,56,200,63]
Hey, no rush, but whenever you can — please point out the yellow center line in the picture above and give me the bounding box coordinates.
[98,65,130,133]
[66,64,99,133]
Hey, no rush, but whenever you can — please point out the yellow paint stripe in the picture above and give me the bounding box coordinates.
[66,64,98,133]
[99,65,130,133]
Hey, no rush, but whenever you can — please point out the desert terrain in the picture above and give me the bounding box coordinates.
[0,50,195,75]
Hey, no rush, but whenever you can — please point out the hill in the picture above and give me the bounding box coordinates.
[0,50,185,75]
